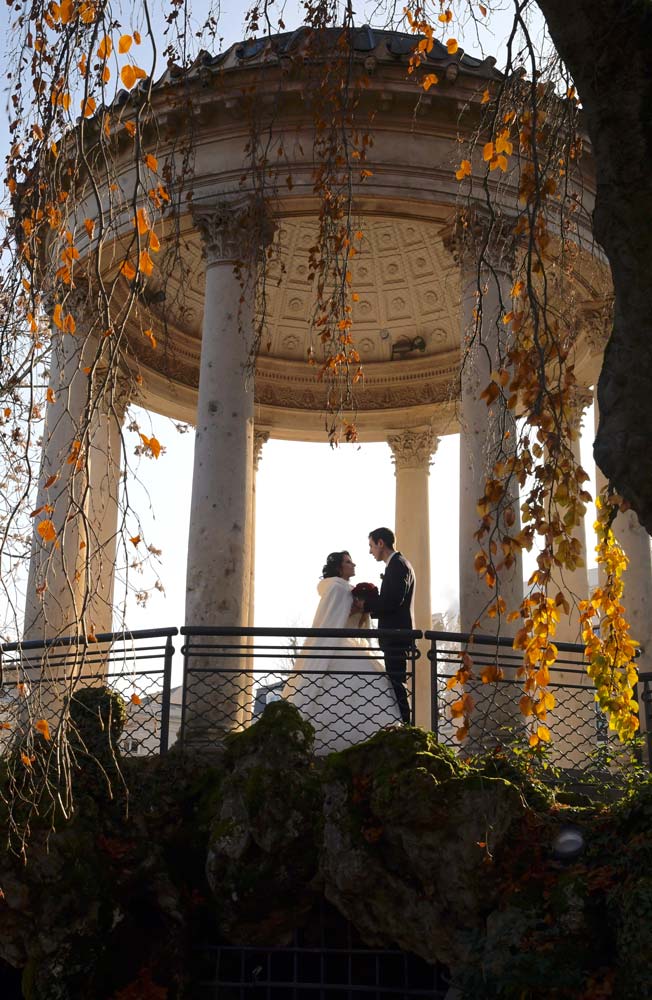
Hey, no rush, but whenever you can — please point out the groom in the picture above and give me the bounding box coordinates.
[355,526,415,723]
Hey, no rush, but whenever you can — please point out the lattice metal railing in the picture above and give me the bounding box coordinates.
[180,626,421,755]
[0,628,177,756]
[427,629,643,774]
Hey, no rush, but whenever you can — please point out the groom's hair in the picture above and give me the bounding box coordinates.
[369,527,395,549]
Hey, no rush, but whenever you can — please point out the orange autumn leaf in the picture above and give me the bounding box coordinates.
[139,250,154,276]
[135,207,149,235]
[63,313,76,334]
[144,328,157,349]
[81,96,96,118]
[130,692,142,705]
[52,303,63,329]
[481,89,490,104]
[46,388,56,404]
[35,718,51,741]
[44,473,58,488]
[124,120,137,137]
[446,38,459,55]
[144,153,158,172]
[118,34,132,53]
[37,519,56,543]
[120,65,137,89]
[149,230,160,252]
[133,30,141,44]
[102,65,111,84]
[438,9,452,22]
[84,218,95,239]
[483,141,494,161]
[97,35,112,60]
[120,259,137,281]
[422,73,438,91]
[130,535,141,546]
[21,753,35,768]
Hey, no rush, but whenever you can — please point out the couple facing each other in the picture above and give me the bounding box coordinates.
[282,527,415,754]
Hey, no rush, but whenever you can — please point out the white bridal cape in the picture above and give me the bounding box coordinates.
[282,576,401,754]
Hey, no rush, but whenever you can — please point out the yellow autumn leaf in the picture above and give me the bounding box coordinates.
[482,142,494,161]
[422,73,438,91]
[37,519,56,543]
[455,159,472,181]
[35,718,51,740]
[118,34,132,53]
[536,724,551,743]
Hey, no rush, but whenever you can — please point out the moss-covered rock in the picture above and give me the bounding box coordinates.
[206,701,321,944]
[320,727,526,968]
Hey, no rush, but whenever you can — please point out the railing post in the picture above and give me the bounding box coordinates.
[429,635,439,741]
[159,634,174,755]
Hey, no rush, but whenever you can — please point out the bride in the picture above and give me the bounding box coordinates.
[282,551,402,754]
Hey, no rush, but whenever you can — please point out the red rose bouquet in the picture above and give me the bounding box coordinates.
[351,582,378,601]
[351,582,378,627]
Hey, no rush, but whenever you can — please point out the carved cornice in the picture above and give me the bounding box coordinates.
[387,426,440,470]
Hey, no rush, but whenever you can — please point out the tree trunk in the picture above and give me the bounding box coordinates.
[536,0,652,533]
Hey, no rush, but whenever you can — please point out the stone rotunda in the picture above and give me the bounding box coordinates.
[23,26,652,738]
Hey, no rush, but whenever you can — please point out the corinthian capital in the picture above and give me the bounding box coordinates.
[387,426,439,471]
[253,429,270,470]
[193,197,276,267]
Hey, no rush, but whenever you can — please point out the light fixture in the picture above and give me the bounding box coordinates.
[551,824,585,862]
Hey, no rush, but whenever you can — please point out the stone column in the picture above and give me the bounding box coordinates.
[450,224,524,635]
[83,376,130,637]
[23,299,97,644]
[445,216,524,750]
[241,429,270,725]
[387,426,438,729]
[183,200,272,743]
[552,387,592,643]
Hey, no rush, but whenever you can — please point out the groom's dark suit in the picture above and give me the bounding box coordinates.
[362,552,415,723]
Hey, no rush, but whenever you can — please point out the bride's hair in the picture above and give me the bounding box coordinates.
[322,551,350,578]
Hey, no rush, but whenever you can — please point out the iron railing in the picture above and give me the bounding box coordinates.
[0,628,177,756]
[427,630,645,774]
[180,626,421,755]
[194,901,448,998]
[1,625,648,773]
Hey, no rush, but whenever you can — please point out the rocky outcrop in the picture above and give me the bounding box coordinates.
[0,696,651,998]
[205,700,321,943]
